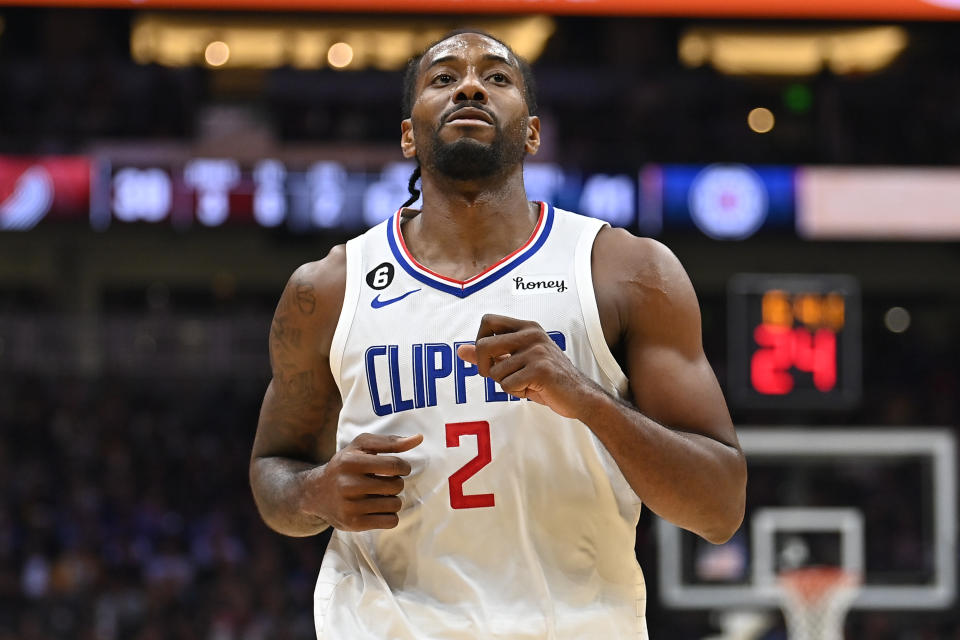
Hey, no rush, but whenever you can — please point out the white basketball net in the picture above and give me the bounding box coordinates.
[778,567,860,640]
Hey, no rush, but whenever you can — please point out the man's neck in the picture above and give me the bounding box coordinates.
[401,166,540,282]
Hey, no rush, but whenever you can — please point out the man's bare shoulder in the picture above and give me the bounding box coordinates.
[593,227,686,291]
[292,243,347,298]
[273,244,347,361]
[592,227,699,341]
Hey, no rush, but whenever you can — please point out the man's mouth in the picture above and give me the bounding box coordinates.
[446,107,495,126]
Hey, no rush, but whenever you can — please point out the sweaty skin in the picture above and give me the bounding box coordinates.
[249,32,746,544]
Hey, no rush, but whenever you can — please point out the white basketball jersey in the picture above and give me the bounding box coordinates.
[317,203,648,639]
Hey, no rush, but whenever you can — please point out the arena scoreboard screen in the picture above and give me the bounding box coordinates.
[728,274,861,410]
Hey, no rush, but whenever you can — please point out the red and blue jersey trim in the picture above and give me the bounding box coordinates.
[386,202,555,299]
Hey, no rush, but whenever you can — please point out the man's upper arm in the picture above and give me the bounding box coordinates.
[593,229,738,448]
[251,245,347,465]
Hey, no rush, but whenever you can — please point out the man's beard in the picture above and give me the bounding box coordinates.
[425,116,526,181]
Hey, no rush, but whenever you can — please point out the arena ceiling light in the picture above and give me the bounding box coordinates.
[8,0,960,19]
[130,14,554,70]
[679,26,908,75]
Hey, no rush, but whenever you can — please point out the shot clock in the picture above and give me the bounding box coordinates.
[728,274,861,409]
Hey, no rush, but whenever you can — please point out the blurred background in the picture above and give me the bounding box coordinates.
[0,1,958,638]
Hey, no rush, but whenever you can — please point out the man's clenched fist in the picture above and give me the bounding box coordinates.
[300,433,423,531]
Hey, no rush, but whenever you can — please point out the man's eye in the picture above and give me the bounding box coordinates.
[434,73,454,84]
[489,73,509,83]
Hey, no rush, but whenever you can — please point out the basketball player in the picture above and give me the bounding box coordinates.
[250,30,746,639]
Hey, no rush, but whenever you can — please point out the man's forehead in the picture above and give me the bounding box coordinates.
[421,34,515,70]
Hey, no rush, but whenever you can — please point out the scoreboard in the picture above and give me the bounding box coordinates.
[728,273,861,410]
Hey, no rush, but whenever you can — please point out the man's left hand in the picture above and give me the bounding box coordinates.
[456,313,596,420]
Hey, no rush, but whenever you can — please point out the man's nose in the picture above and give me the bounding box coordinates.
[454,71,487,103]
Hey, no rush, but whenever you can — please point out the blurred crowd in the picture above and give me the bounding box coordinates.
[0,376,322,639]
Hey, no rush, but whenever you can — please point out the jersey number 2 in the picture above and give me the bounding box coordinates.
[445,421,495,509]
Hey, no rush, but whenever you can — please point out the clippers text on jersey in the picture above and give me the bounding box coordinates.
[365,332,567,416]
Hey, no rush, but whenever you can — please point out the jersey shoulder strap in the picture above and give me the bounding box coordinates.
[328,229,372,394]
[568,212,629,396]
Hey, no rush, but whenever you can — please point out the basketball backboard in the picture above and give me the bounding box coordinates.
[657,428,956,611]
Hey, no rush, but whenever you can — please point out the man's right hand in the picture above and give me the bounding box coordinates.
[300,433,424,532]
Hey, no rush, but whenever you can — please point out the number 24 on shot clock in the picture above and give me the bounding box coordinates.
[727,274,861,410]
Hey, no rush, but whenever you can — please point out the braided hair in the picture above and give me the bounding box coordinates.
[401,165,422,209]
[399,29,538,210]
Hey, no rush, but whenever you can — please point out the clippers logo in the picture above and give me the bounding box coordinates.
[0,166,54,231]
[688,164,768,241]
[512,275,568,295]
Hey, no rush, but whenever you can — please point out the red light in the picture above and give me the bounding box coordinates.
[751,324,837,395]
[752,324,794,394]
[793,327,837,391]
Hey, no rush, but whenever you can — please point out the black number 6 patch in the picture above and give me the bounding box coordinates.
[366,262,395,290]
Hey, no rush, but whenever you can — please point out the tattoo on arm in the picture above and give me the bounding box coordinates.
[295,281,317,315]
[263,273,341,464]
[271,317,302,353]
[269,279,313,361]
[259,381,341,464]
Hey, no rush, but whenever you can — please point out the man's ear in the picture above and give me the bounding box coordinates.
[524,116,541,156]
[401,119,417,159]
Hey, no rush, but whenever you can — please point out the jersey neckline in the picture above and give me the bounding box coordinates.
[386,202,555,299]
